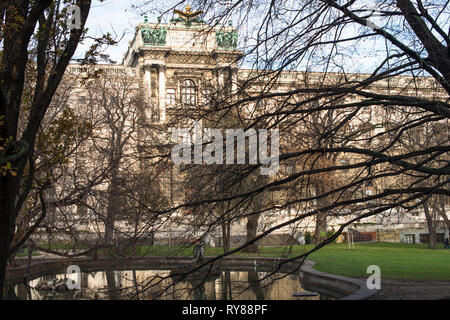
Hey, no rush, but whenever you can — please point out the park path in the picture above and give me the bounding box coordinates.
[364,278,450,300]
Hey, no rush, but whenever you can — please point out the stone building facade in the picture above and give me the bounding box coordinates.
[58,12,449,247]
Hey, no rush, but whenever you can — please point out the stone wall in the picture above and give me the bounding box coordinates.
[376,230,402,242]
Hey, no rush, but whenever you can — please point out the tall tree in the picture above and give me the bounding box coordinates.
[142,0,450,262]
[0,0,113,298]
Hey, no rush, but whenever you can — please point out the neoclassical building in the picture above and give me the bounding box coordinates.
[122,11,241,123]
[60,8,448,247]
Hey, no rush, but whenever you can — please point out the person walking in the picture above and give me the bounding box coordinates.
[445,237,449,249]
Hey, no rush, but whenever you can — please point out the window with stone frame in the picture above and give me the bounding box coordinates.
[167,88,176,106]
[404,234,415,244]
[181,79,196,106]
[78,94,87,105]
[201,89,212,107]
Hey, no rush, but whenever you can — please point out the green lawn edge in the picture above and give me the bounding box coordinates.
[134,242,450,281]
[34,241,450,281]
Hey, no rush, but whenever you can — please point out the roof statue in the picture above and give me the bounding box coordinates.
[174,5,203,20]
[172,5,204,26]
[141,16,167,46]
[216,20,238,50]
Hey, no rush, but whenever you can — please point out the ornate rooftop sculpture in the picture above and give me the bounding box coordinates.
[216,21,238,50]
[141,16,167,46]
[172,5,204,26]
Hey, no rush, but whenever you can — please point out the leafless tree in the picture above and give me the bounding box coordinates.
[0,0,120,297]
[134,0,450,272]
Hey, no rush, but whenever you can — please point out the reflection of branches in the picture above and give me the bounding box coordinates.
[6,0,449,301]
[248,271,265,300]
[77,0,450,300]
[127,182,437,300]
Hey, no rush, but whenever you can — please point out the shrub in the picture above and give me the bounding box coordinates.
[304,231,312,244]
[326,230,337,243]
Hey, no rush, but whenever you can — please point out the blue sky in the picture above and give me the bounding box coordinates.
[73,0,388,73]
[74,0,238,64]
[71,0,435,76]
[74,1,150,63]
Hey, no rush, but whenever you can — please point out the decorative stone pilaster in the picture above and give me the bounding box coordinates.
[142,65,153,121]
[231,67,238,93]
[158,65,166,123]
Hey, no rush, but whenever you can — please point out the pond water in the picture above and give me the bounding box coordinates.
[7,269,333,300]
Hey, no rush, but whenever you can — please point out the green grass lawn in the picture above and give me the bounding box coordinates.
[16,249,41,257]
[303,242,450,281]
[40,241,450,280]
[134,242,450,280]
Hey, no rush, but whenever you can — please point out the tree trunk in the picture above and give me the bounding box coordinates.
[313,181,328,244]
[436,196,450,233]
[104,162,120,247]
[222,218,231,253]
[0,223,10,300]
[423,202,437,249]
[313,212,328,245]
[244,213,260,253]
[243,186,265,253]
[0,177,18,300]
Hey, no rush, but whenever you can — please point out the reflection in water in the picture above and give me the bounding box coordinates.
[190,278,206,300]
[8,269,326,300]
[222,271,232,300]
[106,271,120,300]
[248,271,265,300]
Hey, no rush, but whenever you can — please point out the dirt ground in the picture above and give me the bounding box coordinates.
[361,278,450,300]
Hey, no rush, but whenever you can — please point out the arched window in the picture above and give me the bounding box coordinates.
[181,79,196,106]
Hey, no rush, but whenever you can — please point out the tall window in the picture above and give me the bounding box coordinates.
[201,89,212,107]
[167,88,176,106]
[78,95,87,104]
[181,79,196,106]
[364,181,376,196]
[404,234,415,244]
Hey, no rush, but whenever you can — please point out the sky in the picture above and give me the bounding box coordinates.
[74,0,237,64]
[72,0,390,73]
[73,1,149,63]
[70,0,433,76]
